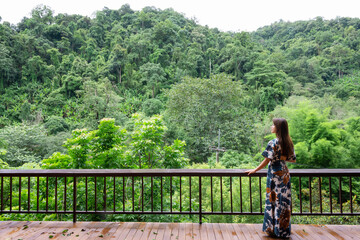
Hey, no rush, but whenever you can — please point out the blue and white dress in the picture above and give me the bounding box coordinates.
[262,138,296,238]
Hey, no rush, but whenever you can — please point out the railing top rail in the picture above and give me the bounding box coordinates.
[0,169,359,177]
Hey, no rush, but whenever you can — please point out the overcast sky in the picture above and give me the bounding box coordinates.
[1,0,359,32]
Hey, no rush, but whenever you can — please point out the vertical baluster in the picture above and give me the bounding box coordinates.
[113,176,116,212]
[95,177,97,212]
[28,176,30,212]
[350,177,353,214]
[85,177,88,212]
[64,177,67,212]
[19,176,21,212]
[299,177,302,214]
[122,176,125,212]
[319,177,322,214]
[36,176,39,212]
[170,177,173,213]
[309,176,312,213]
[161,177,163,212]
[211,176,213,212]
[10,177,12,211]
[151,176,153,212]
[73,176,77,223]
[199,176,202,224]
[240,176,243,213]
[249,176,252,213]
[259,176,262,213]
[180,176,182,212]
[220,176,223,213]
[132,176,134,212]
[339,177,342,214]
[230,177,233,213]
[141,176,144,212]
[189,176,192,213]
[104,177,107,212]
[1,177,3,211]
[329,177,332,214]
[46,177,49,212]
[55,177,57,213]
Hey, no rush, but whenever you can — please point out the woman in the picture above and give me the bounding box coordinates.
[245,118,296,238]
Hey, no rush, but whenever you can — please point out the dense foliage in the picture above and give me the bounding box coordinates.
[0,4,360,224]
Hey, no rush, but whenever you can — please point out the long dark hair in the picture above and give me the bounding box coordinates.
[273,118,294,157]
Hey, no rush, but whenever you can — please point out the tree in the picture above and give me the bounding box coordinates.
[44,116,69,135]
[81,78,123,125]
[141,98,163,116]
[31,5,54,25]
[108,44,127,84]
[0,43,15,90]
[42,116,188,169]
[329,44,354,78]
[139,63,166,98]
[128,114,187,169]
[166,74,254,162]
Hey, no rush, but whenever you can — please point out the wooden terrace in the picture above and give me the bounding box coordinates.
[0,169,360,239]
[1,221,360,239]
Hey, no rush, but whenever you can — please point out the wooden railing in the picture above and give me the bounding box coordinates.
[0,169,359,223]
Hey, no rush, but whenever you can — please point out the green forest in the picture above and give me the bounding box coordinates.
[0,4,360,224]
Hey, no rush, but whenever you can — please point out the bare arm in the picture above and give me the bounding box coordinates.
[245,158,271,175]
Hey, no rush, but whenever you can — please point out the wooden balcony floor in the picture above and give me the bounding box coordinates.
[1,221,359,240]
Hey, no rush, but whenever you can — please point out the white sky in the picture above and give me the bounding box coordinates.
[1,0,359,32]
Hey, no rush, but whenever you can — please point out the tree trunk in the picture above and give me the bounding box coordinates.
[117,66,122,84]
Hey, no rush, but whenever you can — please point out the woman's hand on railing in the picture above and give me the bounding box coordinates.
[245,169,257,175]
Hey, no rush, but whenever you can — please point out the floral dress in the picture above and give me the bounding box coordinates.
[262,138,296,238]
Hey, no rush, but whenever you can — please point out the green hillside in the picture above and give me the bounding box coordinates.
[0,5,359,169]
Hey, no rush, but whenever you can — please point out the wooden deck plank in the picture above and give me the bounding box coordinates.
[224,223,239,240]
[207,223,219,240]
[219,223,233,240]
[312,224,344,240]
[0,220,22,233]
[102,222,125,240]
[148,222,160,240]
[287,226,303,240]
[75,221,106,240]
[245,224,264,240]
[231,223,248,240]
[17,222,56,240]
[199,223,209,240]
[329,225,359,240]
[189,223,199,240]
[169,222,179,240]
[114,222,134,240]
[7,221,52,240]
[1,221,359,240]
[138,222,154,240]
[292,224,313,240]
[301,224,326,240]
[184,222,192,240]
[213,222,225,240]
[0,221,30,236]
[155,222,167,240]
[130,222,147,240]
[122,222,142,240]
[162,222,173,240]
[239,224,258,240]
[178,222,186,240]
